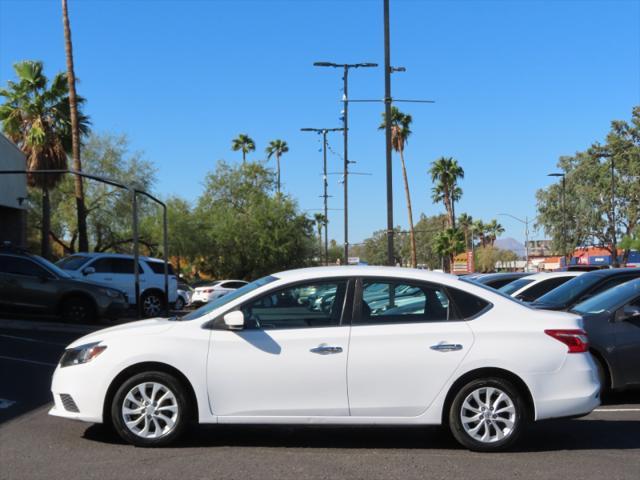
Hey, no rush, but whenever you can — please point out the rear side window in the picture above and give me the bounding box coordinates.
[91,258,144,274]
[145,261,175,275]
[447,287,491,319]
[589,275,639,297]
[224,281,247,289]
[517,277,573,302]
[0,255,52,278]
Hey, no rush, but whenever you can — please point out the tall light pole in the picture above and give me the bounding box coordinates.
[384,0,394,266]
[498,213,533,271]
[313,61,377,264]
[548,172,567,262]
[301,127,344,266]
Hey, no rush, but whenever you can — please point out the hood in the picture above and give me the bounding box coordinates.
[67,317,175,348]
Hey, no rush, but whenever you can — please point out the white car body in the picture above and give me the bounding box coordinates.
[50,266,599,448]
[499,271,583,303]
[57,253,178,305]
[191,280,248,304]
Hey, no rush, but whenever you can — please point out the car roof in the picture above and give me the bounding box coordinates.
[523,271,583,281]
[581,267,640,278]
[273,266,461,286]
[69,252,165,263]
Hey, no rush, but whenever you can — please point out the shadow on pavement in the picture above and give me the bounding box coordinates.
[83,417,640,451]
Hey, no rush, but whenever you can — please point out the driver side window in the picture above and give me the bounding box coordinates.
[241,281,347,330]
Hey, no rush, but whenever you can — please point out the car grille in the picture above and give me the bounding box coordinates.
[59,393,79,413]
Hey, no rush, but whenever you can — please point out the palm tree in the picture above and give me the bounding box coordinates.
[433,228,465,273]
[313,212,327,264]
[429,157,464,229]
[62,0,88,252]
[379,106,417,268]
[472,219,486,247]
[231,134,255,163]
[458,213,473,251]
[265,139,289,194]
[486,219,505,246]
[0,61,89,259]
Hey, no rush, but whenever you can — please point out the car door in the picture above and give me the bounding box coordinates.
[208,278,352,417]
[0,255,58,312]
[85,257,140,303]
[614,295,640,386]
[347,278,475,417]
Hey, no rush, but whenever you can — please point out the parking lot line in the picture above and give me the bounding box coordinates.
[0,334,67,346]
[593,408,640,412]
[0,355,57,367]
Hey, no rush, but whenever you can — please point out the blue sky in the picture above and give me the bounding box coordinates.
[1,0,639,245]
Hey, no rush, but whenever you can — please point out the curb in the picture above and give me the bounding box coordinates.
[0,318,100,334]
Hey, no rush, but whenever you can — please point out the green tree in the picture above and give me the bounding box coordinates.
[265,139,289,194]
[380,106,417,268]
[231,133,255,164]
[458,213,473,250]
[0,60,90,258]
[196,161,315,279]
[433,228,464,273]
[485,219,505,246]
[429,157,464,229]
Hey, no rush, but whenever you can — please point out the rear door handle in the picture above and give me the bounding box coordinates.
[310,344,343,355]
[430,343,463,352]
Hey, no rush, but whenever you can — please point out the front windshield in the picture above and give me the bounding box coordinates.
[533,273,603,307]
[572,278,640,315]
[36,256,72,279]
[56,254,90,270]
[499,278,534,295]
[181,275,278,320]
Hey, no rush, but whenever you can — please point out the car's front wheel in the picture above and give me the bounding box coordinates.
[111,371,191,447]
[174,296,185,311]
[448,377,527,452]
[61,296,96,324]
[140,291,164,317]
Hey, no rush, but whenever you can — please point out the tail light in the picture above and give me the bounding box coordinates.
[544,329,589,353]
[203,289,213,293]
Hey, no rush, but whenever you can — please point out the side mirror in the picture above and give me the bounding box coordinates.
[223,311,245,330]
[619,305,640,321]
[82,266,96,276]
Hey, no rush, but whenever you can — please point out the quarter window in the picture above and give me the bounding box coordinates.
[356,281,452,324]
[241,281,347,329]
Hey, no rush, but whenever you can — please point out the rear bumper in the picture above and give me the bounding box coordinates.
[530,353,601,421]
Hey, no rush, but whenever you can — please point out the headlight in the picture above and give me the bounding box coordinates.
[60,342,107,368]
[100,288,122,299]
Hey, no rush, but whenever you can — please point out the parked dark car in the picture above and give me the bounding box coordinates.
[531,268,640,311]
[467,272,533,289]
[571,278,640,392]
[0,246,128,323]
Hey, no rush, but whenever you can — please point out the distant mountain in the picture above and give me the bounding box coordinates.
[494,237,526,258]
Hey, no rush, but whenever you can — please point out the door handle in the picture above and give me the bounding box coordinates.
[310,344,343,355]
[430,343,463,352]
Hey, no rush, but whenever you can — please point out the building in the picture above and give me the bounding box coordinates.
[0,133,27,246]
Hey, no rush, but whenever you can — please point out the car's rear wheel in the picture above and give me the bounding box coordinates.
[448,377,527,452]
[111,371,190,447]
[61,296,96,324]
[174,296,185,311]
[141,291,164,317]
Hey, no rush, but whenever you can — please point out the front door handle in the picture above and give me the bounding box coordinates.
[310,344,343,355]
[430,343,463,352]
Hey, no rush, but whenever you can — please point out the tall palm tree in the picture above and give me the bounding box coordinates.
[313,212,327,264]
[472,219,486,247]
[486,219,505,246]
[265,139,289,194]
[429,157,464,229]
[231,134,255,163]
[62,0,88,252]
[0,61,89,259]
[458,213,473,250]
[433,228,465,273]
[379,106,417,268]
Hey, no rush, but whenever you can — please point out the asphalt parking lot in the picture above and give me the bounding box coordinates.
[1,321,639,480]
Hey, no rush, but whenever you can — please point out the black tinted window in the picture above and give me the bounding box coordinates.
[225,281,247,289]
[448,287,490,319]
[518,277,573,302]
[90,258,143,274]
[356,281,452,324]
[590,276,639,297]
[56,255,90,270]
[145,261,175,275]
[0,255,51,278]
[242,281,347,329]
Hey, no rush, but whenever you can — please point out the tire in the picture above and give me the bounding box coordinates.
[110,371,191,447]
[448,377,527,452]
[61,296,96,324]
[141,291,164,318]
[174,296,185,311]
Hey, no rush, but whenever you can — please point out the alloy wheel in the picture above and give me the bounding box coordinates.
[121,382,179,439]
[460,386,517,443]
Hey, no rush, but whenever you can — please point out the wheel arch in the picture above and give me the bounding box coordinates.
[103,361,199,426]
[441,367,536,425]
[589,347,613,390]
[57,291,98,315]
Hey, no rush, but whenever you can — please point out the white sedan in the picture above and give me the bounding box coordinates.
[191,280,248,304]
[49,266,600,451]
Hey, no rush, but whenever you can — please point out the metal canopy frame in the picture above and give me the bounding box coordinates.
[0,169,169,318]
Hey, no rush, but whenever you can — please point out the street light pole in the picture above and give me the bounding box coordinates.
[384,0,394,266]
[301,127,344,266]
[548,172,567,262]
[498,213,533,271]
[313,61,377,265]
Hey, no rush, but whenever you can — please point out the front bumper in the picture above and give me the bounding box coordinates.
[49,363,108,423]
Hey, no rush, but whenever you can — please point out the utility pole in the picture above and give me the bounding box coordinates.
[301,127,344,266]
[384,0,394,266]
[498,213,533,272]
[611,157,617,267]
[548,172,567,263]
[313,61,377,265]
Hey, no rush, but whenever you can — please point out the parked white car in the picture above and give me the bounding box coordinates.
[56,253,178,317]
[175,283,194,311]
[499,271,583,303]
[49,266,599,451]
[191,280,248,304]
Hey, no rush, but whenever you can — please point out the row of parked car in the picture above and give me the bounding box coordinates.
[0,243,248,323]
[467,268,640,393]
